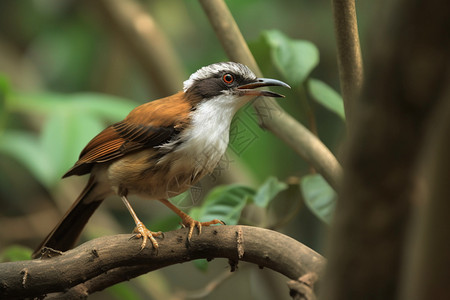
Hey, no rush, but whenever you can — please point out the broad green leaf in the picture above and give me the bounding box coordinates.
[189,185,255,225]
[308,79,345,120]
[0,245,32,262]
[253,176,288,207]
[263,30,319,86]
[300,174,336,224]
[0,131,54,187]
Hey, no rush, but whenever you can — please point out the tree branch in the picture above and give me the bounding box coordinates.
[0,226,325,299]
[331,0,363,128]
[198,0,343,191]
[89,0,186,97]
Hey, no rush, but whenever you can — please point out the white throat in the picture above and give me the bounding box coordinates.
[175,93,250,174]
[187,93,248,152]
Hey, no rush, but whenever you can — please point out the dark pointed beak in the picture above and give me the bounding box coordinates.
[237,78,291,98]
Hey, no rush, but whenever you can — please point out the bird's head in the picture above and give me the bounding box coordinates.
[183,62,290,110]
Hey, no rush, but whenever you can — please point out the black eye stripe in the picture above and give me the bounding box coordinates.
[186,72,254,100]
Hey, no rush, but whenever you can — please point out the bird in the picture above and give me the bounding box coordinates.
[32,62,290,258]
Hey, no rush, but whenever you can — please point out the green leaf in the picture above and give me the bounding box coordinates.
[189,185,255,225]
[253,176,288,207]
[0,245,32,262]
[308,79,345,120]
[0,131,54,187]
[300,174,336,224]
[262,30,319,86]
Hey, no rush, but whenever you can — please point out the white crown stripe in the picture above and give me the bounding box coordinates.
[183,62,256,92]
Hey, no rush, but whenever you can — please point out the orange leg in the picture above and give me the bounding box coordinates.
[121,196,163,250]
[158,199,224,241]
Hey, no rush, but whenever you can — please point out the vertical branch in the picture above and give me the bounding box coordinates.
[331,0,363,129]
[198,0,259,72]
[198,0,343,191]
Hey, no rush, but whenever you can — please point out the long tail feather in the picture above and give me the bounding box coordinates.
[32,176,104,259]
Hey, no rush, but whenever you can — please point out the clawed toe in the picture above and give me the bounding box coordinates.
[132,221,163,250]
[182,217,225,242]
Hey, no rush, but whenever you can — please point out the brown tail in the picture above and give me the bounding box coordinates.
[32,176,104,259]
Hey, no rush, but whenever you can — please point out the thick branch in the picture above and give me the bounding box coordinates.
[0,226,325,299]
[331,0,363,127]
[198,0,343,191]
[321,0,450,299]
[399,77,450,300]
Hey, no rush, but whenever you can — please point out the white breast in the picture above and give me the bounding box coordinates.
[161,93,248,178]
[178,95,241,172]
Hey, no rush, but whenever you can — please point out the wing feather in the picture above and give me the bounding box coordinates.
[63,93,191,178]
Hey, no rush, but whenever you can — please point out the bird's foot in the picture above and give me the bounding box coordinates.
[132,221,163,250]
[181,215,225,242]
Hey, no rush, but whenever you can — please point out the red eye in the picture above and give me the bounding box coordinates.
[222,73,234,84]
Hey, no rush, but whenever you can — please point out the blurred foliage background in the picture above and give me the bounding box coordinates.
[0,0,374,299]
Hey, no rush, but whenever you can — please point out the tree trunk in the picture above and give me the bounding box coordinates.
[320,0,450,299]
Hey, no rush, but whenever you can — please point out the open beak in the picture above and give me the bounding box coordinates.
[237,78,291,98]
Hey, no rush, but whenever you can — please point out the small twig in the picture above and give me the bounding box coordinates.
[198,0,343,191]
[331,0,363,128]
[0,226,325,299]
